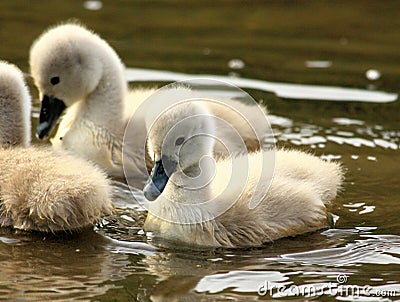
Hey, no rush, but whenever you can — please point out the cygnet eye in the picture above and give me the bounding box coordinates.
[175,137,185,146]
[50,76,60,85]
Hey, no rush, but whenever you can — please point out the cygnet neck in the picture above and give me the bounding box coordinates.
[81,47,128,134]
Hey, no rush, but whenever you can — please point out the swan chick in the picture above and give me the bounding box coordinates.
[0,60,31,147]
[0,61,113,232]
[29,22,270,180]
[143,102,344,248]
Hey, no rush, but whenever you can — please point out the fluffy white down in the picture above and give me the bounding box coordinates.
[30,22,269,180]
[0,61,31,146]
[144,102,344,248]
[0,61,113,232]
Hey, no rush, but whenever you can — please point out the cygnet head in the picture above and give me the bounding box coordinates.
[144,101,216,201]
[29,22,124,139]
[0,61,31,147]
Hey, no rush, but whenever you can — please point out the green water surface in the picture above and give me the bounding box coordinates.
[0,1,400,301]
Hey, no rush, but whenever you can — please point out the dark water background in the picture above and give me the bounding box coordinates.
[0,1,400,300]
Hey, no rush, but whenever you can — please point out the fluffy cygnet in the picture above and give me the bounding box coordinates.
[143,101,344,248]
[29,22,269,180]
[0,60,113,232]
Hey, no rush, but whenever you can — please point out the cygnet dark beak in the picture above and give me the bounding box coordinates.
[143,159,170,201]
[36,95,66,140]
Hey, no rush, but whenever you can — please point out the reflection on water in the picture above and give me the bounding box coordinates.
[0,230,132,300]
[125,67,398,103]
[1,0,400,300]
[270,114,399,151]
[193,235,400,300]
[278,235,400,266]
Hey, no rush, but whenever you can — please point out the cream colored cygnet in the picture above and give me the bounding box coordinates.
[0,61,113,232]
[143,101,344,248]
[29,22,268,180]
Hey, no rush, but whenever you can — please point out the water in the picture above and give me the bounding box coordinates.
[1,1,400,301]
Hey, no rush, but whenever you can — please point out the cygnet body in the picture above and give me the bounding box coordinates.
[0,61,113,232]
[143,102,344,248]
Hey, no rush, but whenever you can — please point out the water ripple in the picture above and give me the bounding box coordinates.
[269,114,399,152]
[271,235,400,267]
[125,68,397,103]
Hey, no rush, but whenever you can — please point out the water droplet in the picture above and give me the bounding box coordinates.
[366,69,381,81]
[202,48,211,55]
[336,131,354,137]
[320,154,342,161]
[343,202,365,208]
[228,59,245,70]
[332,117,364,126]
[359,205,375,214]
[83,0,103,10]
[268,115,293,127]
[305,60,332,68]
[370,278,384,282]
